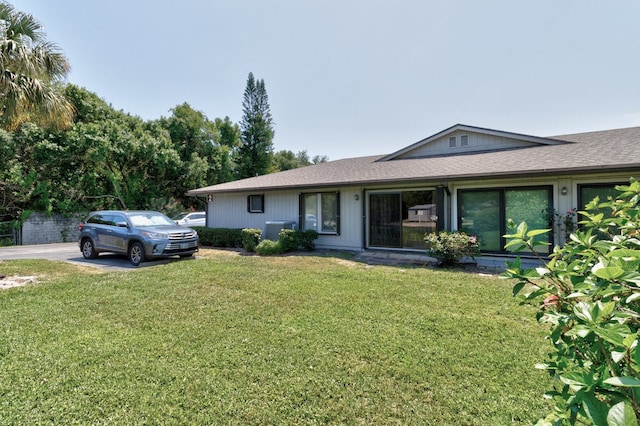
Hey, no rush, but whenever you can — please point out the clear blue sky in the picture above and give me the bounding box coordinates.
[10,0,640,160]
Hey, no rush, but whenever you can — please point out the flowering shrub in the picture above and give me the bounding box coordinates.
[424,231,480,266]
[502,179,640,425]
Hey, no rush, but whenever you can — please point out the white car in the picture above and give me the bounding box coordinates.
[173,211,206,227]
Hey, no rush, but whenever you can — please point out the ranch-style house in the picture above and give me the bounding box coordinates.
[187,124,640,267]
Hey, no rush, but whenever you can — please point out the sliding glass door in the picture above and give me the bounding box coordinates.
[458,186,552,253]
[369,190,437,249]
[369,193,402,247]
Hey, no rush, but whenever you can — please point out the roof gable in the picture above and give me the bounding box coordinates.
[379,124,572,161]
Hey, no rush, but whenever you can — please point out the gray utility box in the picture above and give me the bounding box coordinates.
[264,220,297,241]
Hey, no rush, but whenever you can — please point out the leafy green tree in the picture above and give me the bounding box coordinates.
[157,104,237,202]
[503,179,640,425]
[213,116,240,183]
[0,2,73,130]
[0,127,27,219]
[160,103,217,162]
[214,116,240,150]
[1,85,184,214]
[295,150,311,167]
[236,72,275,178]
[159,103,214,195]
[0,84,246,218]
[1,121,97,215]
[273,150,299,171]
[312,154,329,164]
[273,149,328,171]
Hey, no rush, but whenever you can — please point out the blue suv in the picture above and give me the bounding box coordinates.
[79,210,199,266]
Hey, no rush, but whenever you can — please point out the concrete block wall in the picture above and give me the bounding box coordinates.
[21,213,84,245]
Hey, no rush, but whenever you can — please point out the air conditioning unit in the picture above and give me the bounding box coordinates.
[264,220,297,241]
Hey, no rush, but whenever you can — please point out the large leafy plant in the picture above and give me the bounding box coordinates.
[502,179,640,425]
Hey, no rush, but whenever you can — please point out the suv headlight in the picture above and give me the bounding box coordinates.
[143,231,168,239]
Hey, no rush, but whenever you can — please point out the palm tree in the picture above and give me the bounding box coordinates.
[0,2,73,130]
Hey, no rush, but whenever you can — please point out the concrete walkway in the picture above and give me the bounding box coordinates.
[351,250,438,267]
[349,250,502,273]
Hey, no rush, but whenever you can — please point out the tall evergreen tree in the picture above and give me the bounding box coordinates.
[235,72,275,179]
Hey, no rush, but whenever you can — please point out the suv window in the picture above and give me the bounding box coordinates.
[88,214,113,226]
[112,214,128,227]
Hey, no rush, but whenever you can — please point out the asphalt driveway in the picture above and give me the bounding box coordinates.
[0,242,187,271]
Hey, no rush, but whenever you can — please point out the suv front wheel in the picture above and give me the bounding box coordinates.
[128,242,145,266]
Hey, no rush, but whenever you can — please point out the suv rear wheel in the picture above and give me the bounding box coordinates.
[128,242,145,266]
[81,238,98,259]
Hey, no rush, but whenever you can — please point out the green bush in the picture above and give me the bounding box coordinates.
[0,220,19,246]
[424,231,480,266]
[278,229,299,252]
[254,229,319,256]
[241,228,262,252]
[279,229,319,252]
[191,227,242,248]
[502,178,640,425]
[255,239,284,255]
[299,229,319,251]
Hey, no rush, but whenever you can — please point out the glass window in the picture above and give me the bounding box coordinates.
[459,190,501,251]
[112,214,128,227]
[577,183,623,234]
[247,194,264,213]
[88,214,111,225]
[505,188,551,253]
[578,183,622,210]
[458,186,552,254]
[128,212,174,227]
[301,192,339,234]
[505,188,549,231]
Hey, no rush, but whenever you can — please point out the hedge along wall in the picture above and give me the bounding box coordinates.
[21,213,85,245]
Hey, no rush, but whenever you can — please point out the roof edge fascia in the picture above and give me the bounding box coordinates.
[187,164,640,197]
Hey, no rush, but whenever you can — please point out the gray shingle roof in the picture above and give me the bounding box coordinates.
[187,125,640,196]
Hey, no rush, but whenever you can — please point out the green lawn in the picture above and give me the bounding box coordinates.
[0,250,551,425]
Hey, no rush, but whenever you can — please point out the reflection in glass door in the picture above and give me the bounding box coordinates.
[401,190,436,249]
[369,190,437,249]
